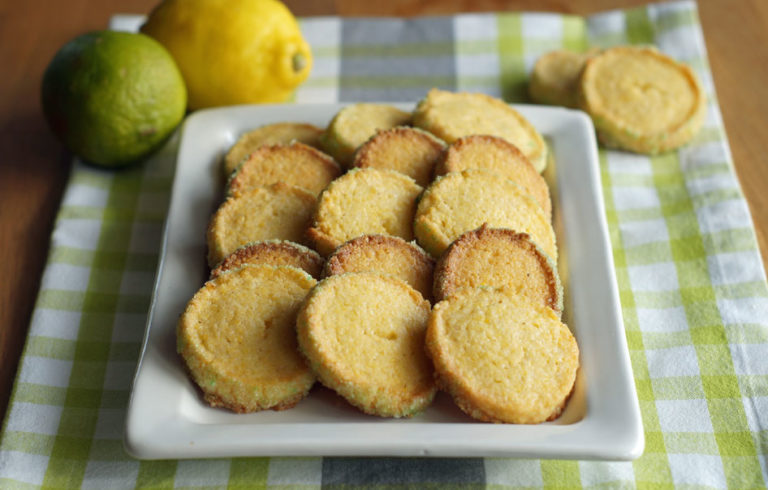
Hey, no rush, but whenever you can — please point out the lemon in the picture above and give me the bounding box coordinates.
[41,31,187,168]
[141,0,313,110]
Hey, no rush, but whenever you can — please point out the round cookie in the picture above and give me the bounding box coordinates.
[211,240,325,280]
[324,234,435,301]
[528,49,598,108]
[177,264,317,413]
[414,168,557,260]
[320,103,412,167]
[412,89,548,173]
[226,142,341,197]
[434,225,562,313]
[352,126,446,187]
[578,45,706,154]
[433,134,552,220]
[207,183,316,268]
[307,168,423,257]
[426,288,579,424]
[223,122,324,176]
[297,272,436,417]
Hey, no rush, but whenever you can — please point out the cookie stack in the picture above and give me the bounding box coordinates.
[177,89,580,424]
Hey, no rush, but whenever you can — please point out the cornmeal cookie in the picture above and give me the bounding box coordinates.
[412,89,548,173]
[434,134,552,220]
[433,225,562,313]
[426,288,579,424]
[223,122,324,176]
[320,103,412,167]
[528,49,599,108]
[210,240,325,280]
[578,45,706,154]
[207,183,316,267]
[177,264,317,413]
[297,272,435,417]
[307,168,423,257]
[227,142,341,197]
[352,126,446,187]
[414,169,557,260]
[324,234,435,301]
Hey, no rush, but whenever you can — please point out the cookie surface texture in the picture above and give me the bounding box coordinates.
[528,49,596,108]
[320,103,412,167]
[207,183,316,267]
[224,122,324,176]
[414,169,557,260]
[297,272,436,417]
[177,264,317,413]
[211,240,325,280]
[307,168,423,256]
[324,234,435,301]
[434,225,562,313]
[578,45,706,154]
[352,126,446,187]
[434,134,552,220]
[227,142,341,197]
[426,288,579,424]
[413,89,548,173]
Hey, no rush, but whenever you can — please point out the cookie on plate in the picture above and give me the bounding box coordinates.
[227,142,341,197]
[578,45,706,154]
[426,287,579,424]
[433,225,562,313]
[207,183,316,268]
[297,272,436,417]
[210,239,325,280]
[352,126,446,187]
[223,122,324,176]
[414,168,557,260]
[320,103,412,167]
[324,234,435,301]
[412,89,548,173]
[177,264,317,413]
[433,134,552,220]
[307,168,423,257]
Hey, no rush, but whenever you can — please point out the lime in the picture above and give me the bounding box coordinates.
[41,30,187,167]
[140,0,312,110]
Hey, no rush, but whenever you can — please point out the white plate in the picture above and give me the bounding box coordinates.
[124,103,643,460]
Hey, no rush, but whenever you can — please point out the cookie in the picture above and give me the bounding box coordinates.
[210,239,325,280]
[177,264,317,413]
[296,272,436,417]
[307,168,423,257]
[412,89,548,173]
[324,234,435,301]
[578,45,706,154]
[426,287,579,424]
[528,49,598,108]
[414,168,557,260]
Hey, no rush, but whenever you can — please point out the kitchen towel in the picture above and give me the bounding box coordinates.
[1,1,766,487]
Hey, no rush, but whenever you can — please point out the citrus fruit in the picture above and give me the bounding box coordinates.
[140,0,312,110]
[41,30,187,168]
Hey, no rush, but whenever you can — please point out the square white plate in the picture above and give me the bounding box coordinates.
[124,103,643,460]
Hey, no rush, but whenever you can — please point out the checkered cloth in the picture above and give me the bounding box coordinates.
[2,1,767,487]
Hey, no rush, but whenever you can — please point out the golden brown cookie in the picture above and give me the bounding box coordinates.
[528,49,599,108]
[352,126,445,187]
[210,240,325,280]
[324,234,435,301]
[426,287,579,424]
[433,225,562,314]
[433,134,552,220]
[178,264,317,413]
[297,272,436,417]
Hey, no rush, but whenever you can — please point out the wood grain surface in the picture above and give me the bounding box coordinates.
[1,0,766,423]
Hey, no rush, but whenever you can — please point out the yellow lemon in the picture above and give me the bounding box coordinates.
[141,0,312,110]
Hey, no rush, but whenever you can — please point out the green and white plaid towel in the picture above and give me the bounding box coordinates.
[2,1,766,487]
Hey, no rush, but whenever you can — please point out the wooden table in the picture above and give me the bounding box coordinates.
[1,0,766,423]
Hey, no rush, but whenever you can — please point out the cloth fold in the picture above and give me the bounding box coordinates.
[1,1,766,488]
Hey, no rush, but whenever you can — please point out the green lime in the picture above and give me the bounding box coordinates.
[41,30,187,167]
